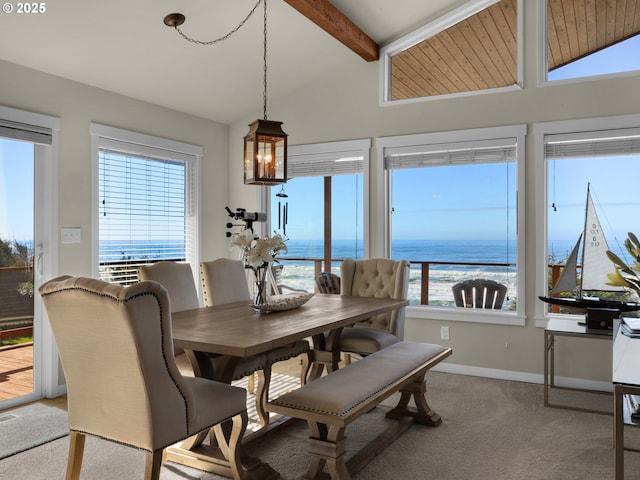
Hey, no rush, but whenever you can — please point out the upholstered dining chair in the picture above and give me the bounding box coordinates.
[139,261,268,395]
[200,258,310,426]
[138,261,199,375]
[452,278,507,309]
[338,258,410,363]
[39,276,248,480]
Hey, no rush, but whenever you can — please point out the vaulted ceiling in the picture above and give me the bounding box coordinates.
[0,0,638,122]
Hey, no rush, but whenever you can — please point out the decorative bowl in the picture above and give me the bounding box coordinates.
[254,292,314,312]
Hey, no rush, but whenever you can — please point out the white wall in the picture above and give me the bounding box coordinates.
[229,0,640,384]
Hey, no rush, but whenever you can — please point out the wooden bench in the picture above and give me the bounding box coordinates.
[266,341,452,480]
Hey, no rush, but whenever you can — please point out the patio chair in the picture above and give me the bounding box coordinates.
[452,278,507,309]
[315,272,341,294]
[338,258,410,363]
[39,276,247,480]
[270,264,308,295]
[200,258,310,426]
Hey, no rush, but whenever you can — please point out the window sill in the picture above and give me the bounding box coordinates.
[406,305,526,326]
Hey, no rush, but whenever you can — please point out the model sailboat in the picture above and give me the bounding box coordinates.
[539,185,640,312]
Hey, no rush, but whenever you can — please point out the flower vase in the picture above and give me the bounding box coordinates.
[254,268,268,306]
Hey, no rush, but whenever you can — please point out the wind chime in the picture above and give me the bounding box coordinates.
[276,186,288,235]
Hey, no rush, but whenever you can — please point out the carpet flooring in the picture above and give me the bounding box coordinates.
[0,403,68,460]
[2,372,640,479]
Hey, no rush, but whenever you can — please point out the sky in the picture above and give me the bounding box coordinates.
[0,139,34,241]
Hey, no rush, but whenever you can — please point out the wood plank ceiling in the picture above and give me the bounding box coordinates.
[390,0,640,101]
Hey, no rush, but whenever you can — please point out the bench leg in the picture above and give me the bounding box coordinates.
[304,421,349,480]
[385,375,442,427]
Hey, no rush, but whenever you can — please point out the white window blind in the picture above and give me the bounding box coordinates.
[384,137,517,170]
[93,124,200,286]
[287,139,369,178]
[544,128,640,159]
[0,119,52,145]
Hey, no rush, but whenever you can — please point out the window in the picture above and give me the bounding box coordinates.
[543,0,640,83]
[380,0,522,104]
[91,124,201,286]
[268,139,369,292]
[534,114,640,324]
[379,125,526,325]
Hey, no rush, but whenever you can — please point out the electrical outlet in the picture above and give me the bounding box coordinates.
[440,326,450,340]
[61,227,81,244]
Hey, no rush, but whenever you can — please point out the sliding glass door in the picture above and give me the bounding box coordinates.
[0,138,36,403]
[0,108,59,409]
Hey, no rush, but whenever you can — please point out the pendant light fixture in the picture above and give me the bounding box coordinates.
[164,0,287,186]
[243,0,287,185]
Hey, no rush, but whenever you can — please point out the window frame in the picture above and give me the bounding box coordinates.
[533,113,640,327]
[379,124,527,326]
[538,0,640,86]
[90,123,202,288]
[379,0,524,105]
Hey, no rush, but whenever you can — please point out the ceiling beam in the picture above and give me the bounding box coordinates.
[283,0,379,62]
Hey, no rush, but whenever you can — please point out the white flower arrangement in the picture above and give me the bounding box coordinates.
[229,230,288,274]
[230,231,288,305]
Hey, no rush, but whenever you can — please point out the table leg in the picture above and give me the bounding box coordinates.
[306,328,344,382]
[614,384,624,480]
[167,350,280,479]
[544,332,553,407]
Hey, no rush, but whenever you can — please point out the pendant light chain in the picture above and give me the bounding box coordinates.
[173,0,262,46]
[263,0,268,121]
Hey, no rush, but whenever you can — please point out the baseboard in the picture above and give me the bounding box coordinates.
[431,362,613,393]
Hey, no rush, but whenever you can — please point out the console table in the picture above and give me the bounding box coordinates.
[613,325,640,479]
[544,317,612,414]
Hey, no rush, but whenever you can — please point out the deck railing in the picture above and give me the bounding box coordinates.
[278,257,517,306]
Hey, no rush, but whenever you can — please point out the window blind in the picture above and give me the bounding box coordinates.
[287,140,369,178]
[544,128,640,159]
[384,137,517,170]
[98,149,189,285]
[0,119,52,145]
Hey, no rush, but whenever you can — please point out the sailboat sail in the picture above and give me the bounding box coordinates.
[551,188,624,295]
[581,191,624,293]
[551,233,580,294]
[541,185,640,312]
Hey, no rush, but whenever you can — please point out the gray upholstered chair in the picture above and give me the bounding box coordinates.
[39,276,247,480]
[138,261,199,375]
[139,261,268,397]
[452,278,507,309]
[200,258,310,426]
[338,258,410,362]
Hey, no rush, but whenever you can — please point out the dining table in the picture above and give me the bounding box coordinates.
[164,293,409,480]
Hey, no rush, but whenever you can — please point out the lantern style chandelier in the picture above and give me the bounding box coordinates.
[164,0,287,186]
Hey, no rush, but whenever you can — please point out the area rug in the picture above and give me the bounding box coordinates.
[0,403,68,460]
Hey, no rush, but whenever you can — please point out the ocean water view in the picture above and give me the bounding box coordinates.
[90,238,630,308]
[281,239,522,307]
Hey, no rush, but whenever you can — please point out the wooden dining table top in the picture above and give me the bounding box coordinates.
[171,293,409,358]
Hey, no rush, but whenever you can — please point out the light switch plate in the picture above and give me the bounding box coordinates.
[61,227,81,244]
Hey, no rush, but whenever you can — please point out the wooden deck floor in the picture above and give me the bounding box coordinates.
[0,342,33,401]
